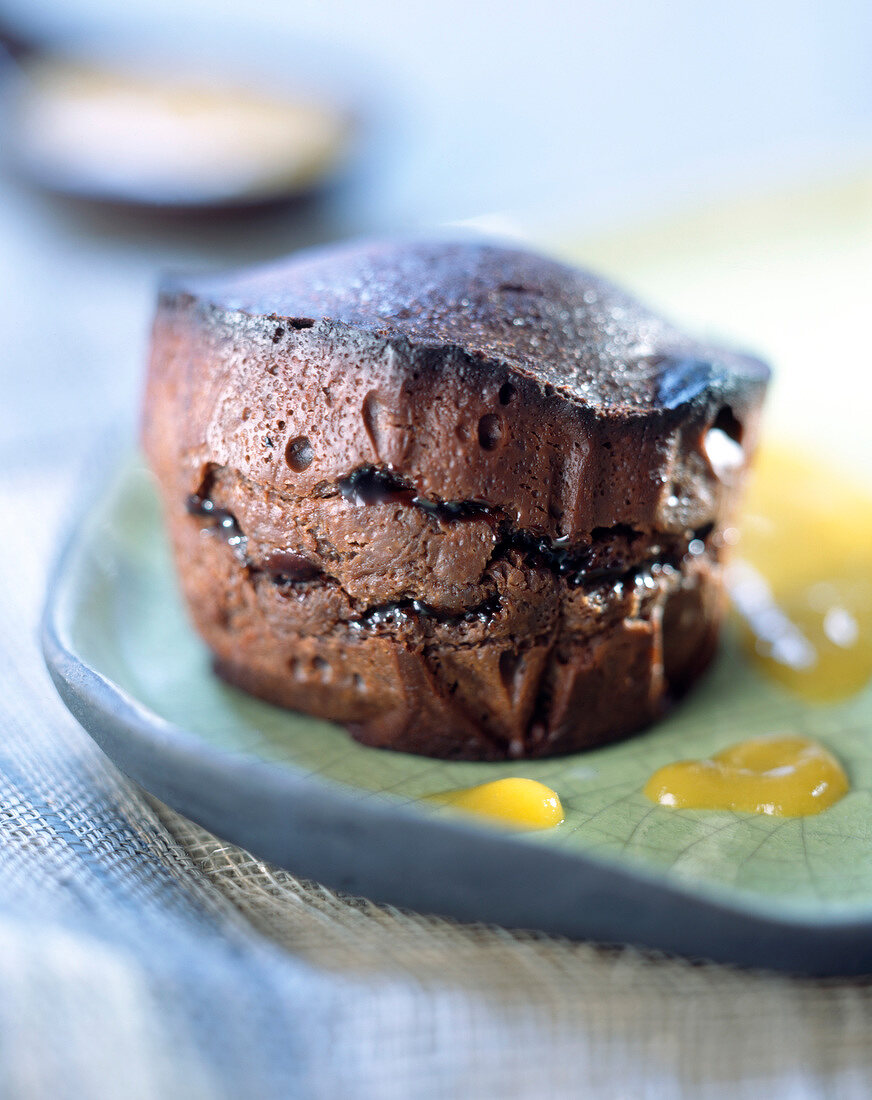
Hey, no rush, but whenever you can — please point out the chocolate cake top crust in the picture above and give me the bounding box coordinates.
[147,238,769,546]
[162,238,769,414]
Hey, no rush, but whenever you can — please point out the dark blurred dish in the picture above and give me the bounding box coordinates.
[5,53,353,209]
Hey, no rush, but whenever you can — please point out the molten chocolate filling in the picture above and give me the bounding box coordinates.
[186,465,715,629]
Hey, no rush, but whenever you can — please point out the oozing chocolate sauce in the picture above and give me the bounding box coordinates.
[260,550,322,584]
[337,466,414,507]
[186,469,715,610]
[337,465,712,584]
[185,493,247,559]
[338,465,493,521]
[349,591,502,632]
[186,493,318,582]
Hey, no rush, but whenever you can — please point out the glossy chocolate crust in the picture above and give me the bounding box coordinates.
[143,239,769,759]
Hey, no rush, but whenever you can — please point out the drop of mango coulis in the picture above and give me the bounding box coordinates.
[730,446,872,702]
[644,735,849,817]
[426,777,564,830]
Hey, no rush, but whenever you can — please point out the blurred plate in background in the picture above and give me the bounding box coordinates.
[6,53,353,209]
[3,48,354,209]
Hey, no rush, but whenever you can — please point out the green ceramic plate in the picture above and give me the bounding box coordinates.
[43,178,872,972]
[43,457,872,973]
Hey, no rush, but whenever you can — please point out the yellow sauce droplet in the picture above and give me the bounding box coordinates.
[644,735,849,816]
[731,446,872,701]
[427,778,564,830]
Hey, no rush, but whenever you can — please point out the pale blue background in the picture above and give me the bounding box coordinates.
[5,0,871,227]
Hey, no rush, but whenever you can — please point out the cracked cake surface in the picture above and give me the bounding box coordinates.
[143,238,770,759]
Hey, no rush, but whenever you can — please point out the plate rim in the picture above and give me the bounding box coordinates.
[40,456,872,976]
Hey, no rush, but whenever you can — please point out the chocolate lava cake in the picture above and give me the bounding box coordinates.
[143,239,770,759]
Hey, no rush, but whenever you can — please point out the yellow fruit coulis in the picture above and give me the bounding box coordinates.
[642,445,867,819]
[427,777,564,830]
[644,735,849,816]
[732,446,872,702]
[427,449,866,829]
